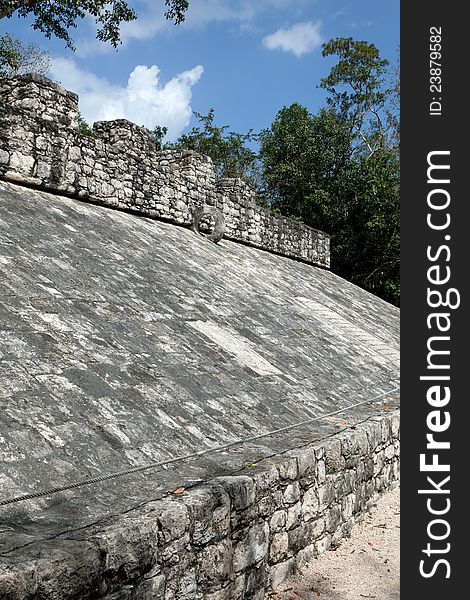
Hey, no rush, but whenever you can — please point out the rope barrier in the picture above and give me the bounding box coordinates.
[0,384,399,507]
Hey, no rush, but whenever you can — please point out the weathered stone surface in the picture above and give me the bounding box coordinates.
[198,539,233,586]
[191,206,225,244]
[269,532,289,563]
[233,522,269,572]
[301,487,319,522]
[270,509,287,533]
[324,439,343,473]
[0,74,330,267]
[184,486,231,546]
[145,499,190,544]
[268,558,296,589]
[215,476,255,511]
[0,171,400,599]
[286,501,302,531]
[283,482,301,505]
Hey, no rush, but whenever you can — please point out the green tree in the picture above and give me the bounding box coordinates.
[329,149,400,304]
[78,112,93,136]
[318,38,400,303]
[149,125,168,151]
[0,32,50,76]
[258,38,400,305]
[168,109,259,183]
[320,37,393,157]
[258,103,352,227]
[0,1,189,49]
[386,45,400,153]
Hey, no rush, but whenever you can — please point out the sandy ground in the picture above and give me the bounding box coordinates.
[268,487,400,600]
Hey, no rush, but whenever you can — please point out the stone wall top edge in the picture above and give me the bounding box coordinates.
[92,118,150,130]
[247,408,400,471]
[0,73,331,266]
[1,72,78,100]
[3,410,400,545]
[154,148,213,163]
[0,408,398,598]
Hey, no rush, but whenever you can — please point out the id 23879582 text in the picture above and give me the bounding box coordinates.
[429,26,443,116]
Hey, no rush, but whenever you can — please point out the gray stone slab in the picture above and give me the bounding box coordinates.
[0,179,399,556]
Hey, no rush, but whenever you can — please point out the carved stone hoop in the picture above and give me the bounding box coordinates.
[191,206,225,244]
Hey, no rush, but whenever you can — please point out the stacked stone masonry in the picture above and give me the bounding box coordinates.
[0,74,398,599]
[1,412,399,599]
[0,74,329,267]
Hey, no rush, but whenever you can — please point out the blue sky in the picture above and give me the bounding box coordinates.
[2,0,399,141]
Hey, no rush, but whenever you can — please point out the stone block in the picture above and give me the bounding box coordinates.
[270,509,287,533]
[283,482,301,505]
[146,499,189,544]
[258,489,283,517]
[296,447,317,479]
[268,558,295,590]
[182,486,230,546]
[215,476,255,510]
[286,501,302,530]
[324,439,342,473]
[198,539,233,586]
[318,479,336,510]
[233,522,269,572]
[288,518,324,554]
[301,487,319,522]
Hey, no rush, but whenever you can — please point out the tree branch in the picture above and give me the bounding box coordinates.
[352,122,377,157]
[0,1,37,20]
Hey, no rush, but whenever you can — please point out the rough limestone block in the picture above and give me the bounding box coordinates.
[183,486,231,546]
[269,532,289,563]
[286,501,302,530]
[198,539,233,585]
[215,475,255,511]
[301,487,319,522]
[270,509,287,533]
[268,558,295,589]
[283,482,301,505]
[232,522,270,572]
[146,499,189,544]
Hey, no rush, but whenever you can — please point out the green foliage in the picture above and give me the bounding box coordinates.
[320,38,389,111]
[258,38,400,305]
[329,149,400,305]
[78,112,92,136]
[0,32,50,76]
[258,104,352,227]
[0,1,189,49]
[149,125,168,151]
[168,109,259,184]
[164,0,189,25]
[320,37,393,157]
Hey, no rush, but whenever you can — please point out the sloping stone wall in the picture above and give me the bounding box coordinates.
[0,74,329,267]
[0,411,399,600]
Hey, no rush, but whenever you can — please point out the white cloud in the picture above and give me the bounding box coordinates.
[349,19,374,29]
[49,59,204,141]
[74,0,309,55]
[262,21,322,57]
[163,0,302,29]
[180,0,257,27]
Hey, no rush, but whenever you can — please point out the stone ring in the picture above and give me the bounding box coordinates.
[191,206,225,244]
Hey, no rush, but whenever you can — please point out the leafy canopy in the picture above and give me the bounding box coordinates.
[257,38,399,304]
[320,37,394,157]
[167,109,259,184]
[149,125,169,151]
[0,31,50,76]
[0,1,189,49]
[258,104,352,228]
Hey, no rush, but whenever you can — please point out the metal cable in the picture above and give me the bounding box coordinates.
[0,384,399,507]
